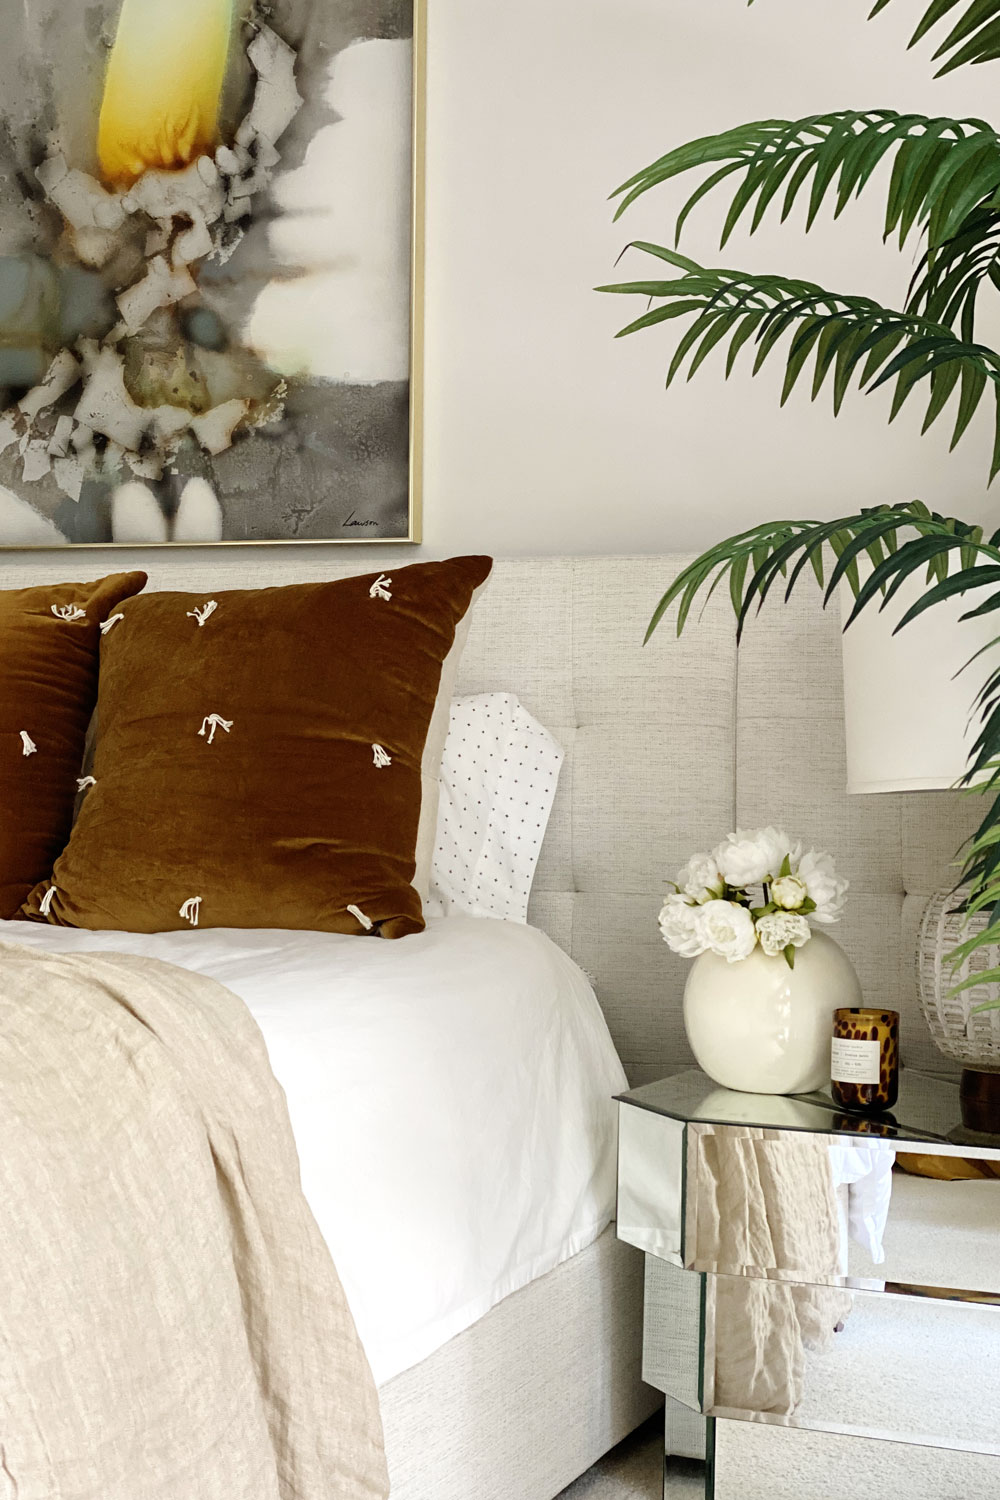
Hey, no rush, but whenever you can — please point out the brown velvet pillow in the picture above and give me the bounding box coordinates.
[0,572,148,918]
[22,557,492,937]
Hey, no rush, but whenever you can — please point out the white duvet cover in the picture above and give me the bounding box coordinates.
[0,914,626,1385]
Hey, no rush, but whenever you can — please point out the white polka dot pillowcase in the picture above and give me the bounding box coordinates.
[427,693,564,924]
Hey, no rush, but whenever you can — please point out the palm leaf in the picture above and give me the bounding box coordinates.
[647,504,1000,782]
[647,502,983,638]
[610,112,1000,252]
[905,207,1000,339]
[597,250,1000,476]
[622,3,1000,1003]
[646,505,1000,980]
[869,0,1000,77]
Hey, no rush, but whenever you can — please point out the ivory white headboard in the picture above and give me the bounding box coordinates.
[2,549,976,1084]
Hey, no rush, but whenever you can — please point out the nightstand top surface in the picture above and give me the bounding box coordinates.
[616,1067,980,1146]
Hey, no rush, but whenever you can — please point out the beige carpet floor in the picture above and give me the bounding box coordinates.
[555,1418,661,1499]
[555,1416,705,1499]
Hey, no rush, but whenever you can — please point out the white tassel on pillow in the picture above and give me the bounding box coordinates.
[198,714,233,744]
[179,897,203,927]
[186,600,218,628]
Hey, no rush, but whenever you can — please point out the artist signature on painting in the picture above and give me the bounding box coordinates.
[343,511,378,528]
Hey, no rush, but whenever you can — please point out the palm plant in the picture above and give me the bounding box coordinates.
[599,0,1000,1003]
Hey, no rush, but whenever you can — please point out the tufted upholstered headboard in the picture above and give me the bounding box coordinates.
[1,550,976,1085]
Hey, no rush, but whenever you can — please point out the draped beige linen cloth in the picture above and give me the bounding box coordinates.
[691,1126,854,1418]
[0,942,388,1500]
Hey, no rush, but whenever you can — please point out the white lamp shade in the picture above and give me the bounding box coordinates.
[841,573,998,794]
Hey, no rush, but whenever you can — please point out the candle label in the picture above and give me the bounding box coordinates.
[831,1037,881,1085]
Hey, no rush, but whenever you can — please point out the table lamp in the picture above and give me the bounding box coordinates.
[841,577,1000,1130]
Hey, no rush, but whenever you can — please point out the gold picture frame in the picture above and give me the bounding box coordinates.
[0,0,426,549]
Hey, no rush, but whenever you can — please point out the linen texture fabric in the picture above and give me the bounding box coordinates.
[692,1125,853,1416]
[0,940,388,1500]
[23,556,491,936]
[0,571,147,918]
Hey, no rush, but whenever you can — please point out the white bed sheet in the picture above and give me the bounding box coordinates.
[0,913,626,1385]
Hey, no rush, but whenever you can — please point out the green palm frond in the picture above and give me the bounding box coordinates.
[611,112,1000,251]
[650,499,1000,789]
[748,0,1000,79]
[869,0,1000,77]
[597,248,1000,474]
[647,503,1000,991]
[611,3,1000,1006]
[646,500,993,641]
[905,205,1000,337]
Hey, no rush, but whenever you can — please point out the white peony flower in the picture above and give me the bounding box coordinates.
[797,849,848,925]
[756,911,812,958]
[676,852,723,903]
[698,900,758,963]
[658,894,708,958]
[771,873,809,910]
[714,826,792,889]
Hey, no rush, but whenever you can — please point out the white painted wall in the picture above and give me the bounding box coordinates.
[9,0,1000,582]
[421,0,1000,558]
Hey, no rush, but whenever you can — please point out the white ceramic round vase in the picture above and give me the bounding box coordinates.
[683,931,863,1096]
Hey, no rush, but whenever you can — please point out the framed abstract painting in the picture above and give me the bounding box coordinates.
[0,0,424,547]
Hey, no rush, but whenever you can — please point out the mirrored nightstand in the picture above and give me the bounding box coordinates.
[616,1068,1000,1499]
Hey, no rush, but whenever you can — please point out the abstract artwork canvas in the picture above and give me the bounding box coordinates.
[0,0,421,547]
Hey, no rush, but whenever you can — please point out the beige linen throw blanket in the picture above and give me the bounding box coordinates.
[0,942,388,1500]
[692,1126,853,1418]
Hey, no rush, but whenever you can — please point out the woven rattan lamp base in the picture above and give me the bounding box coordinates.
[918,889,1000,1074]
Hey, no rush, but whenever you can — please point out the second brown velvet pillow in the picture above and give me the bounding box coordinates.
[0,572,147,918]
[22,557,492,937]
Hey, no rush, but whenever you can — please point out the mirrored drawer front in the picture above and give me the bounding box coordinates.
[703,1276,1000,1456]
[643,1255,1000,1457]
[661,1416,1000,1500]
[617,1103,1000,1299]
[710,1423,1000,1500]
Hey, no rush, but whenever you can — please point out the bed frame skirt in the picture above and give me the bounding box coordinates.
[379,1226,661,1500]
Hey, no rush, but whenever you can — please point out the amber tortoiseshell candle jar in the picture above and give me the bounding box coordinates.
[831,1008,900,1114]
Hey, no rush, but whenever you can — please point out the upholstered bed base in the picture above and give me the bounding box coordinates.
[379,1226,661,1500]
